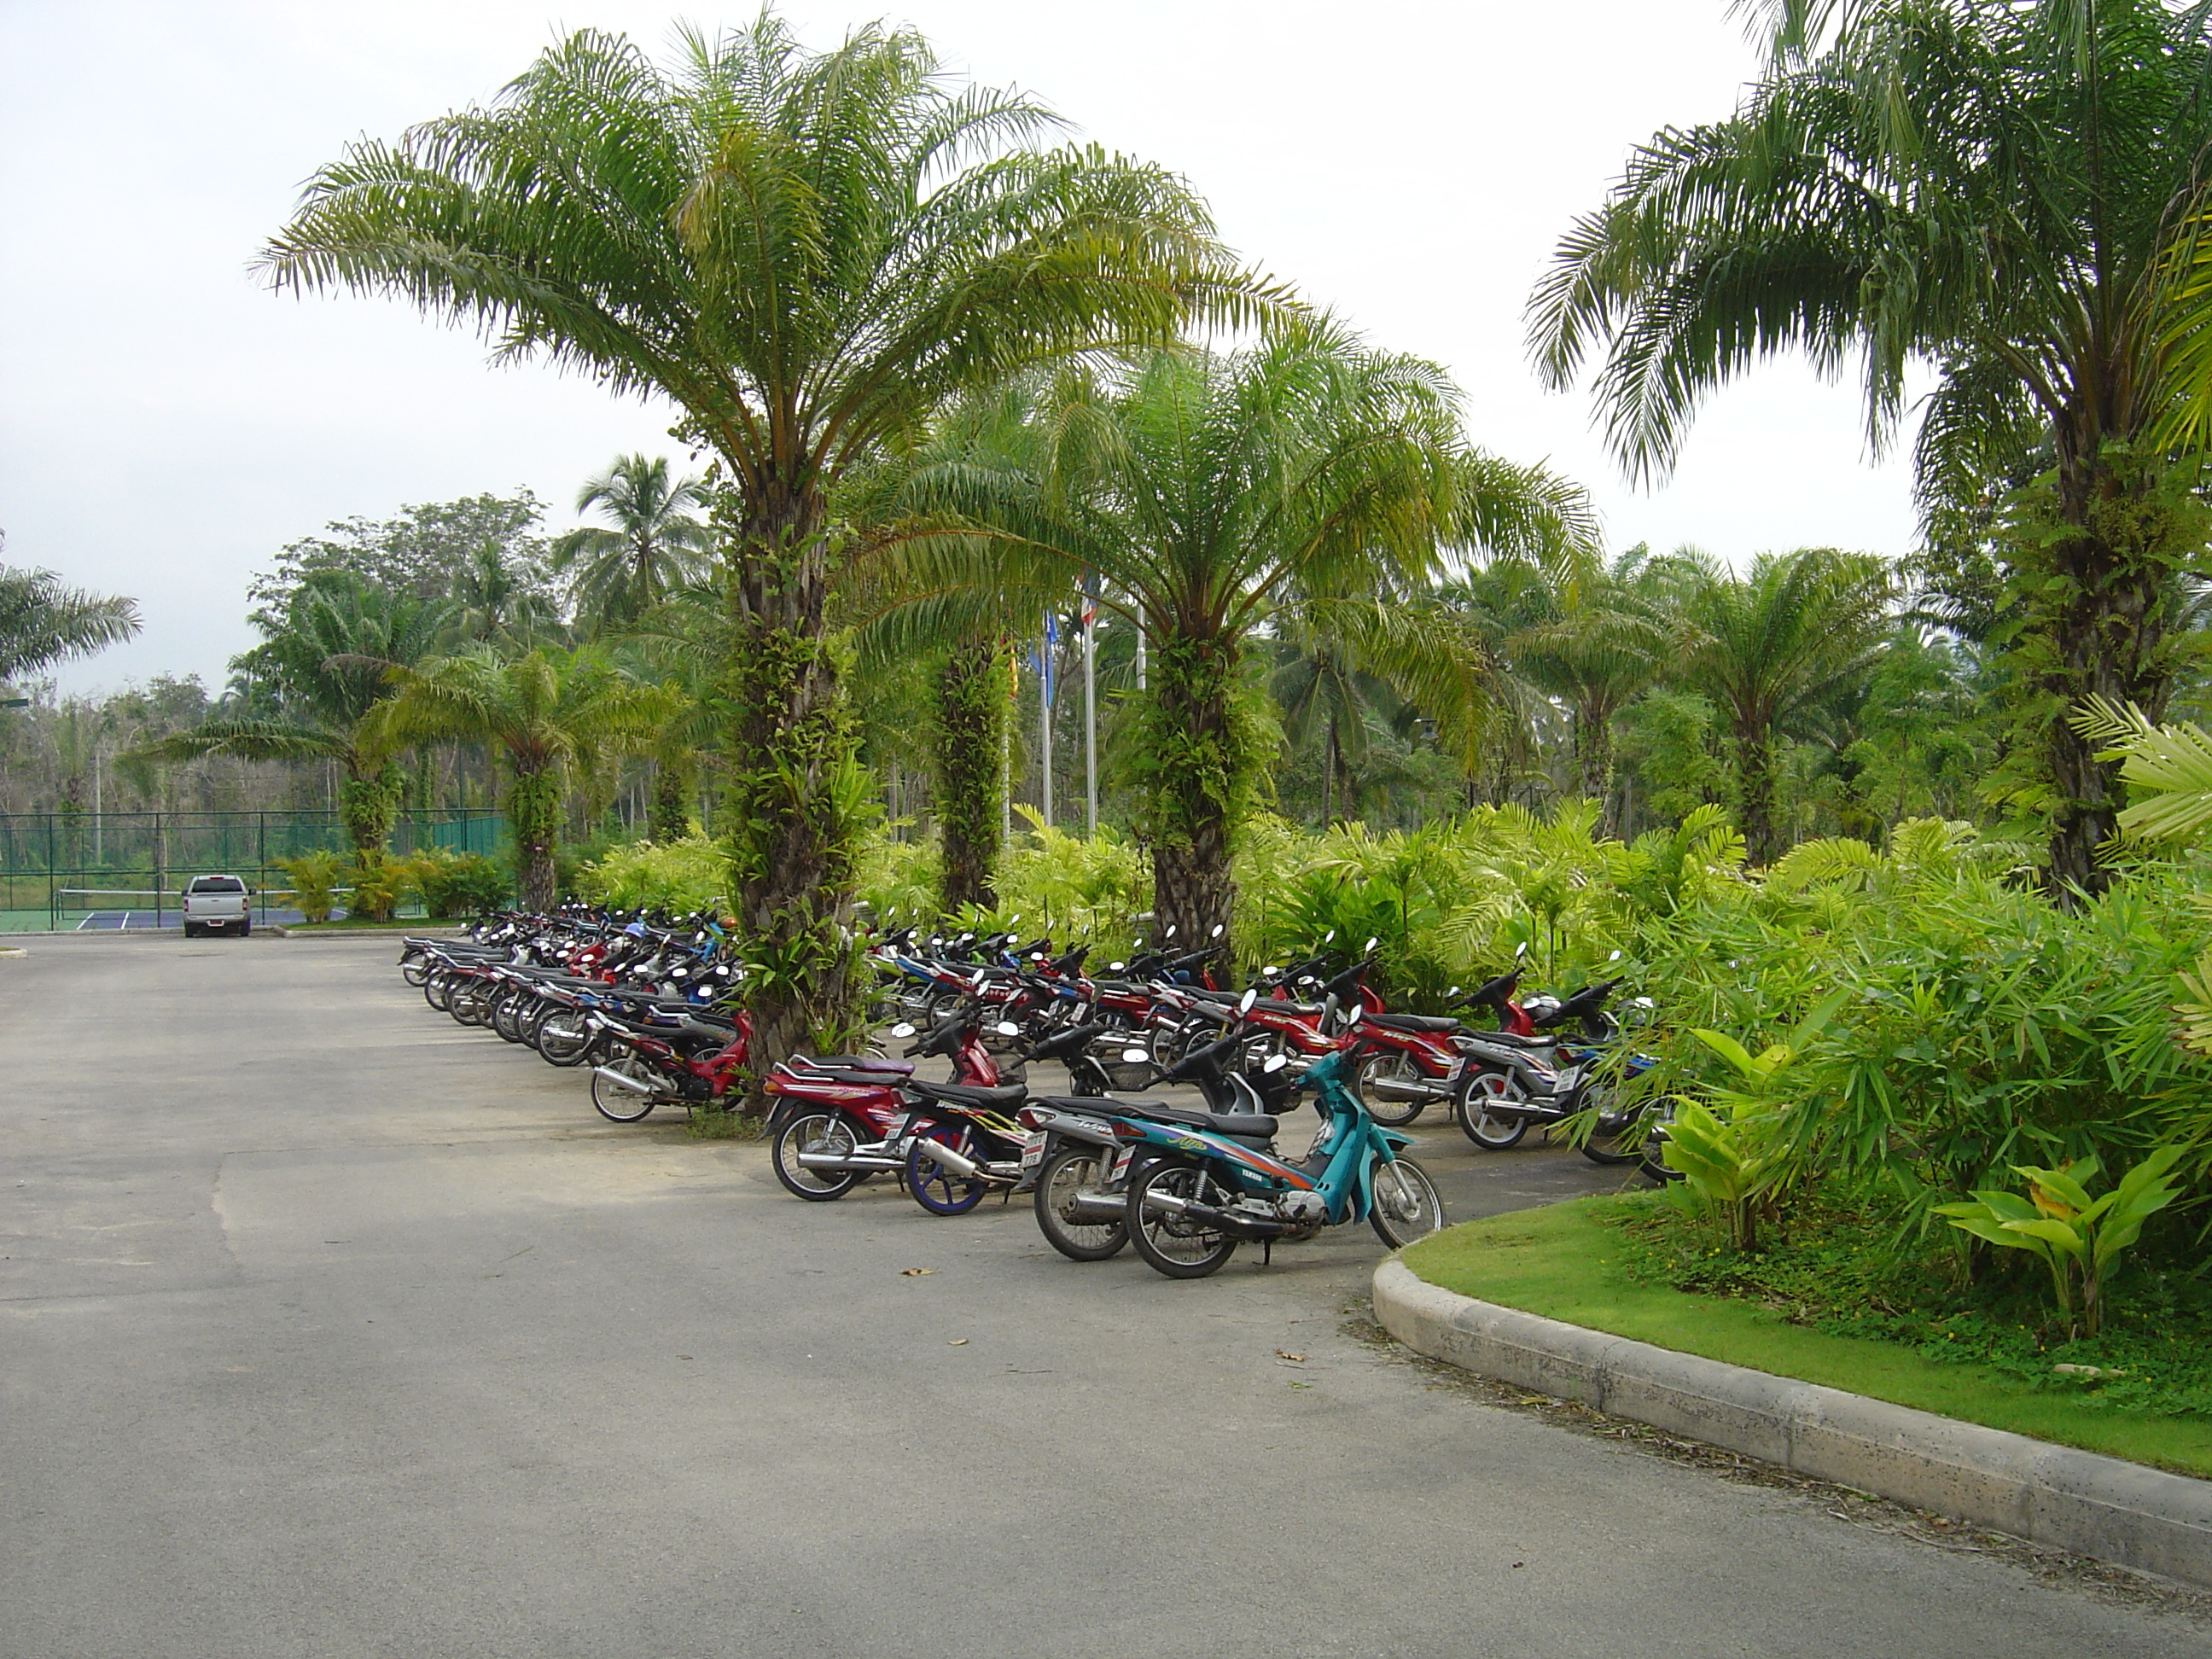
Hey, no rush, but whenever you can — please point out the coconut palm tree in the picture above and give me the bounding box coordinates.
[260,15,1271,1065]
[370,645,677,910]
[1531,0,2212,895]
[130,572,455,871]
[0,555,141,680]
[1659,547,1895,864]
[555,455,715,633]
[877,324,1595,952]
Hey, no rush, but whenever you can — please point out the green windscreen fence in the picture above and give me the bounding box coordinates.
[0,810,504,931]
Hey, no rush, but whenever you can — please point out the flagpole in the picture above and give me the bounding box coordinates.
[1082,581,1098,835]
[1039,614,1054,830]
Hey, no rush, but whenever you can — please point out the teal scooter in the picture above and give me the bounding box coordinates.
[1121,1008,1446,1279]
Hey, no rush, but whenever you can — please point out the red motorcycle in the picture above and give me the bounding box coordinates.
[588,1006,756,1123]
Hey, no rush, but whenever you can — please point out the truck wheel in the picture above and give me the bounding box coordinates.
[238,920,252,938]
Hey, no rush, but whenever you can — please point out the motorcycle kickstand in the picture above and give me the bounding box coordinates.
[1260,1239,1273,1266]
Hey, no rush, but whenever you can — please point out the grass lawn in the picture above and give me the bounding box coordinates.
[1400,1194,2212,1480]
[288,917,455,932]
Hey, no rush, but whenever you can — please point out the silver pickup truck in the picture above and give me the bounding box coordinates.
[181,874,252,938]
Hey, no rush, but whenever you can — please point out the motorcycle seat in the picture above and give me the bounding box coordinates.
[1126,1104,1278,1142]
[1368,1012,1461,1034]
[783,1068,899,1088]
[1458,1029,1553,1049]
[909,1080,1028,1109]
[806,1054,913,1074]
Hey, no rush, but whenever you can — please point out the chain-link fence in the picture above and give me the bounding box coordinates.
[0,810,503,931]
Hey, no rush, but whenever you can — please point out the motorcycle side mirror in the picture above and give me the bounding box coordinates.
[1633,997,1656,1010]
[1447,985,1461,998]
[1515,941,1529,959]
[1262,1053,1289,1074]
[1210,923,1225,938]
[1345,1006,1363,1027]
[1007,913,1020,927]
[1164,924,1179,940]
[1237,987,1258,1016]
[996,1021,1022,1038]
[1363,936,1378,954]
[1609,949,1623,962]
[890,1022,917,1038]
[1322,929,1336,943]
[1264,965,1280,976]
[1109,961,1126,972]
[1121,1047,1151,1065]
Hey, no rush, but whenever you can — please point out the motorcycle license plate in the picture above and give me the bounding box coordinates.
[1019,1131,1045,1168]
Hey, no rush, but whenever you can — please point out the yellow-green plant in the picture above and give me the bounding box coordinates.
[272,850,346,924]
[576,836,728,915]
[1934,1146,2187,1336]
[1663,988,1848,1250]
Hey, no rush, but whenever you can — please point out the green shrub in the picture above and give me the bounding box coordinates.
[412,849,509,918]
[272,850,346,923]
[575,835,727,915]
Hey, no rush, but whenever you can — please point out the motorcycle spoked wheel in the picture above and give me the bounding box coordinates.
[1126,1159,1239,1279]
[905,1126,991,1215]
[1032,1147,1128,1260]
[490,988,529,1043]
[401,955,431,987]
[423,969,456,1013]
[1356,1051,1433,1128]
[449,980,492,1027]
[536,1013,598,1067]
[1452,1080,1530,1150]
[1579,1090,1679,1185]
[771,1109,867,1202]
[1367,1156,1446,1249]
[591,1054,666,1122]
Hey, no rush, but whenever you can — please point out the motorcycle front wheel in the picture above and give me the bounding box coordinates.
[1033,1147,1127,1260]
[1368,1156,1446,1249]
[1126,1160,1238,1279]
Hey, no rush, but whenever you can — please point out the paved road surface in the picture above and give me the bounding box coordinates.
[3,933,2200,1657]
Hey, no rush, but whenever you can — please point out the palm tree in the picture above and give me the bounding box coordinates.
[260,15,1269,1065]
[1443,545,1673,827]
[1530,0,2212,895]
[554,455,715,633]
[131,572,454,870]
[1661,547,1894,864]
[0,555,141,680]
[370,646,677,910]
[880,324,1594,952]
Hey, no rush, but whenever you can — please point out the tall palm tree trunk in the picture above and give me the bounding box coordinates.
[1144,632,1241,957]
[2039,446,2192,899]
[725,499,867,1080]
[933,642,1004,912]
[509,763,562,911]
[649,757,692,842]
[1733,728,1782,866]
[1572,705,1613,817]
[337,761,400,875]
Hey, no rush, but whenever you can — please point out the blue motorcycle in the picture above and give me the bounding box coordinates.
[1115,1010,1445,1278]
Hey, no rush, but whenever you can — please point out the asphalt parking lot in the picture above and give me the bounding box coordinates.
[3,931,2202,1657]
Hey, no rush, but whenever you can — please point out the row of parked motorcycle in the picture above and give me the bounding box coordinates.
[395,906,1667,1279]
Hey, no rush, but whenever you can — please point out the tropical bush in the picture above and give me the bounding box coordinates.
[271,850,346,923]
[412,849,509,918]
[574,836,728,915]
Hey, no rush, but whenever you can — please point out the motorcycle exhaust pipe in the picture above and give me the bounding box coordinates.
[1138,1189,1286,1238]
[1367,1074,1452,1103]
[1065,1190,1125,1224]
[911,1138,984,1179]
[591,1066,659,1094]
[794,1151,904,1172]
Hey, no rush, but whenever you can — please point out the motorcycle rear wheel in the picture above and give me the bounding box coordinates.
[1033,1147,1127,1260]
[1126,1160,1237,1279]
[771,1109,864,1201]
[1356,1051,1431,1127]
[591,1056,662,1122]
[1453,1087,1529,1150]
[1368,1155,1446,1249]
[536,1013,597,1067]
[905,1127,989,1215]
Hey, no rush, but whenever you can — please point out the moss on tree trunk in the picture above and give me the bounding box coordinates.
[932,640,1005,913]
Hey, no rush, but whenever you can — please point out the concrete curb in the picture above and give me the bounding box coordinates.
[1373,1257,2212,1588]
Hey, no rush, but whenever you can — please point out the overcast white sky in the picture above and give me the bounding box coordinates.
[0,0,1921,696]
